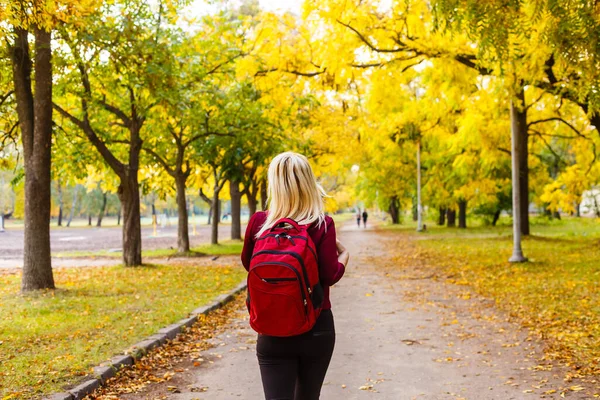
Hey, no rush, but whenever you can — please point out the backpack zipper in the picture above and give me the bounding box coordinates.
[262,277,297,283]
[252,250,312,295]
[256,234,318,268]
[253,261,308,314]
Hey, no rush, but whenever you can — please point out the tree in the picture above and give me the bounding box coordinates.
[304,0,598,236]
[7,10,55,290]
[2,0,100,290]
[141,15,247,252]
[53,0,180,265]
[195,81,280,244]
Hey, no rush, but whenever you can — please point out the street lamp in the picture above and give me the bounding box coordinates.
[416,139,423,232]
[509,99,527,262]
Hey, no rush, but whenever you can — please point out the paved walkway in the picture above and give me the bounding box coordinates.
[0,224,234,269]
[0,224,232,258]
[117,222,594,399]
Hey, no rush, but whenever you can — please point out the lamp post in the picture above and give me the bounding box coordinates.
[509,99,527,262]
[0,176,4,233]
[416,139,423,232]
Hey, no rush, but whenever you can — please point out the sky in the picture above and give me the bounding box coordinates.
[259,0,302,14]
[187,0,303,16]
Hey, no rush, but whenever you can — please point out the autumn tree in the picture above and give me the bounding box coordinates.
[53,0,181,266]
[195,80,281,245]
[141,14,248,252]
[2,0,99,290]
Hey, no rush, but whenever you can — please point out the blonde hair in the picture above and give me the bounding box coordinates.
[256,152,327,238]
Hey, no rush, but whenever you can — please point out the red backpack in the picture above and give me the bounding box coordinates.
[247,217,323,337]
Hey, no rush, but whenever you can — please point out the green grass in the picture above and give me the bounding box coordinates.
[53,240,244,259]
[399,216,600,374]
[0,263,246,399]
[330,212,356,224]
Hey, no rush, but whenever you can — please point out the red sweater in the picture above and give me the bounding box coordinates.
[241,211,345,310]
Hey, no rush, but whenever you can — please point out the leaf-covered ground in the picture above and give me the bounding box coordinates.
[86,295,246,399]
[388,217,600,379]
[0,262,245,399]
[81,220,598,399]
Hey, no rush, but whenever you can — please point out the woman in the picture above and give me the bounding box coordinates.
[241,151,349,400]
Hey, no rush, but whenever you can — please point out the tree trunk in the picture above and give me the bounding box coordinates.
[118,175,142,266]
[388,196,400,224]
[12,27,55,291]
[87,213,92,226]
[207,205,213,225]
[412,196,418,221]
[515,87,530,236]
[230,179,242,240]
[458,200,467,229]
[247,192,258,217]
[576,202,581,218]
[211,189,220,245]
[200,189,212,225]
[97,192,107,227]
[175,174,190,253]
[66,185,78,227]
[553,210,561,220]
[438,207,446,226]
[260,177,268,210]
[117,206,121,225]
[57,180,63,226]
[447,208,456,227]
[492,209,501,226]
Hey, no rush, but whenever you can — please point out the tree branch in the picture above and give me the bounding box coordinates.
[528,117,587,139]
[337,19,407,53]
[53,102,126,176]
[0,91,14,107]
[142,146,174,176]
[529,130,566,165]
[198,188,211,205]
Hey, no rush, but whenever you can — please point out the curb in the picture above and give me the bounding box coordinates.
[43,280,247,400]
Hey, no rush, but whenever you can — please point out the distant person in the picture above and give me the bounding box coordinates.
[362,210,368,228]
[356,211,361,228]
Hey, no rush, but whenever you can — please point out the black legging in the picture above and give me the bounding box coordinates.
[256,309,335,400]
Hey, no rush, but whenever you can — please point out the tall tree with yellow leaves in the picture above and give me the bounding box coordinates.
[2,0,99,290]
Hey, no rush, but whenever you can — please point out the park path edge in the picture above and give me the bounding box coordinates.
[42,280,248,400]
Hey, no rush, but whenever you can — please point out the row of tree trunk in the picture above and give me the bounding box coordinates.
[435,203,468,229]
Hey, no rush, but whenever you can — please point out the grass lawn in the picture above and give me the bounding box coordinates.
[0,263,246,399]
[387,216,600,375]
[330,212,356,224]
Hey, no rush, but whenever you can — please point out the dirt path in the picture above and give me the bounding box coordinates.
[103,222,596,399]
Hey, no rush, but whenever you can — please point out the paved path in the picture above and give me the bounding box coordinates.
[0,224,235,269]
[117,222,595,399]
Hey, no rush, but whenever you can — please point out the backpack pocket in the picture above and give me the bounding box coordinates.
[311,282,324,310]
[248,271,308,336]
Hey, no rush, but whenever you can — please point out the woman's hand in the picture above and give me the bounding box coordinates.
[336,239,350,267]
